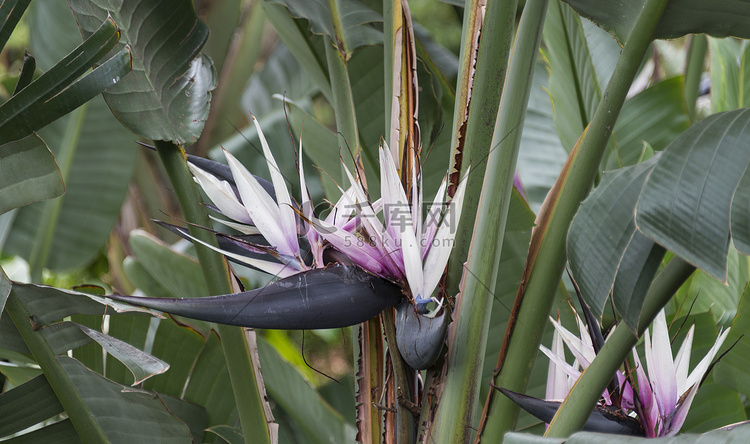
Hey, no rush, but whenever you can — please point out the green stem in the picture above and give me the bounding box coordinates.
[154,140,272,444]
[684,34,707,123]
[431,0,545,442]
[324,43,359,173]
[545,258,696,437]
[445,0,517,295]
[28,104,88,283]
[484,0,669,438]
[382,308,414,442]
[5,292,108,442]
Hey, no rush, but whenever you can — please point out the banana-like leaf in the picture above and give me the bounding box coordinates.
[562,0,750,46]
[0,18,130,144]
[710,283,750,395]
[732,170,750,256]
[261,1,332,100]
[2,3,138,271]
[636,108,750,281]
[257,336,357,444]
[68,0,217,143]
[0,134,62,215]
[708,38,749,113]
[5,283,206,442]
[0,375,63,438]
[0,0,31,54]
[4,94,139,270]
[268,0,382,59]
[568,156,665,328]
[57,357,195,442]
[108,265,402,329]
[517,62,568,210]
[609,77,691,169]
[543,0,603,154]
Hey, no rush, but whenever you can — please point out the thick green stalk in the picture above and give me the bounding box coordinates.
[383,0,398,143]
[5,292,109,442]
[382,308,415,442]
[684,34,707,123]
[545,258,696,436]
[324,43,359,173]
[430,1,546,442]
[482,0,670,438]
[28,104,88,283]
[155,141,272,444]
[445,0,517,295]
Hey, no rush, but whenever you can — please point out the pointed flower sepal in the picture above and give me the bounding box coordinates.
[395,302,449,369]
[106,265,403,330]
[497,388,645,436]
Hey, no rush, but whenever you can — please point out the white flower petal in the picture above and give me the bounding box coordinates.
[208,216,261,235]
[645,310,678,419]
[421,176,448,260]
[225,150,298,258]
[250,116,300,257]
[188,162,252,224]
[421,170,468,300]
[549,316,595,368]
[673,324,694,393]
[544,328,571,401]
[174,226,301,278]
[685,327,730,390]
[380,147,423,298]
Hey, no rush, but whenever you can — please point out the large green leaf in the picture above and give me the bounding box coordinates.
[0,135,62,216]
[562,0,750,46]
[568,156,664,327]
[0,375,63,438]
[5,283,204,442]
[261,1,332,100]
[2,3,139,271]
[636,108,750,280]
[608,76,691,168]
[517,61,567,210]
[0,0,31,54]
[714,283,750,396]
[257,337,356,444]
[67,0,217,143]
[0,17,130,144]
[542,0,602,154]
[731,167,750,255]
[268,0,382,59]
[4,95,139,270]
[709,38,747,113]
[58,356,194,443]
